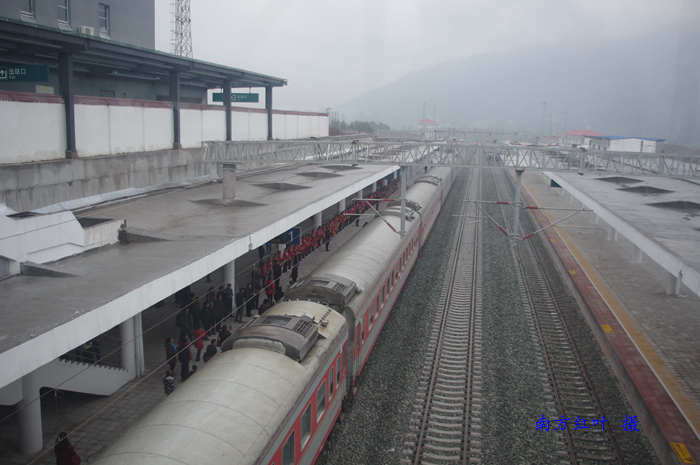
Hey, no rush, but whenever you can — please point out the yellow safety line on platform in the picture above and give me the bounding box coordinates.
[523,181,700,443]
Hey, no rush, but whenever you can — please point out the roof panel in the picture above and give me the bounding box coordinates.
[0,17,286,89]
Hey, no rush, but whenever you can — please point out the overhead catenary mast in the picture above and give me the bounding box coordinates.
[170,0,193,58]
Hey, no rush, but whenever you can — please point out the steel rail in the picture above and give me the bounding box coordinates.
[494,169,626,464]
[491,171,579,463]
[528,225,626,464]
[409,168,481,465]
[411,174,470,465]
[461,170,480,464]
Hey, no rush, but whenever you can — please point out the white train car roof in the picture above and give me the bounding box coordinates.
[92,301,346,465]
[287,168,450,318]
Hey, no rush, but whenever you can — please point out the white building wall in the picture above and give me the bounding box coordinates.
[143,107,174,151]
[75,101,175,157]
[180,108,202,149]
[249,111,269,140]
[281,113,296,140]
[608,138,659,153]
[0,92,329,164]
[202,108,226,142]
[0,97,66,163]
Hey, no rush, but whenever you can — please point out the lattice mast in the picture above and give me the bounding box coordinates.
[170,0,193,58]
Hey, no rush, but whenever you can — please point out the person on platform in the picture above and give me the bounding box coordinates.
[235,288,245,322]
[258,245,265,268]
[265,278,275,304]
[165,337,177,373]
[258,299,271,315]
[274,286,284,303]
[200,302,212,337]
[203,339,218,363]
[193,325,205,362]
[223,284,234,318]
[213,294,224,332]
[54,432,80,465]
[290,264,299,284]
[218,325,232,346]
[325,228,331,251]
[189,294,201,328]
[245,283,255,318]
[253,280,261,310]
[177,337,192,381]
[273,262,282,290]
[251,265,259,289]
[163,370,176,396]
[177,308,193,342]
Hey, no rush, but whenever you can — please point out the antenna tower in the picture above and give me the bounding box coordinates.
[170,0,193,58]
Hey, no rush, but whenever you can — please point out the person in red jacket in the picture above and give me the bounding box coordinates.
[193,325,206,362]
[54,432,80,465]
[265,278,275,304]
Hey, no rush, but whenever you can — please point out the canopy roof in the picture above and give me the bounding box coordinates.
[0,17,286,89]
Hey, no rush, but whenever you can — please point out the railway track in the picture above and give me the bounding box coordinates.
[402,168,483,465]
[493,169,629,465]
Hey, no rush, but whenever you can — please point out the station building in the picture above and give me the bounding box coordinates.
[560,130,665,153]
[0,2,362,458]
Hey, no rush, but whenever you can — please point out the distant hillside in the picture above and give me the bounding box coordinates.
[335,35,686,142]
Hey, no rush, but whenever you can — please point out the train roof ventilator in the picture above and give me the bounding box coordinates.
[222,313,319,362]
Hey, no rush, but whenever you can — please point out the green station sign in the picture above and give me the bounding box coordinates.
[212,92,259,103]
[0,64,50,82]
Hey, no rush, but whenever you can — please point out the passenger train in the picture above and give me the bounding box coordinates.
[92,166,454,465]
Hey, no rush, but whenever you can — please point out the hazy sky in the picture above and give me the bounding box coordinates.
[154,0,685,113]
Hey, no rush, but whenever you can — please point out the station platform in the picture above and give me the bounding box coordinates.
[0,161,408,458]
[0,185,395,464]
[521,171,700,465]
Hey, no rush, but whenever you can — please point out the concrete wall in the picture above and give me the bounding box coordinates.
[0,91,329,164]
[0,148,218,212]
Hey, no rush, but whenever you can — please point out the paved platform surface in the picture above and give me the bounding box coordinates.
[522,171,700,465]
[0,196,388,465]
[0,163,394,391]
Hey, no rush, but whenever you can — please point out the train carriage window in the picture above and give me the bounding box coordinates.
[376,295,381,313]
[329,367,335,396]
[369,303,374,326]
[361,318,365,342]
[336,358,341,384]
[382,285,386,302]
[282,431,295,465]
[301,405,312,449]
[317,381,326,420]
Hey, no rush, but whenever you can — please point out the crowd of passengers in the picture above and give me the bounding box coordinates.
[163,177,402,390]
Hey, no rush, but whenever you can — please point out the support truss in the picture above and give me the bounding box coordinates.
[203,140,700,179]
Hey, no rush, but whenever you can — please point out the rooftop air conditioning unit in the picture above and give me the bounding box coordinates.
[78,26,94,36]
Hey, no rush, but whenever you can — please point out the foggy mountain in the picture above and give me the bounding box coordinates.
[335,35,691,142]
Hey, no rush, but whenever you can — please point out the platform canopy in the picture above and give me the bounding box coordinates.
[0,17,286,89]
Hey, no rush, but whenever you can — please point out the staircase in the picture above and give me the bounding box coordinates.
[0,358,132,405]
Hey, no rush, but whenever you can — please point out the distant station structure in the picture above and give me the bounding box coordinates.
[0,1,329,456]
[560,130,665,153]
[203,138,698,178]
[170,0,193,58]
